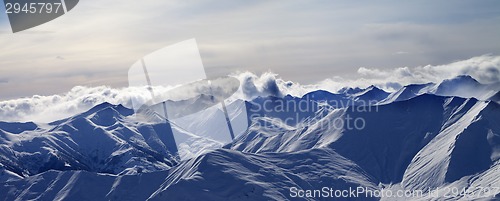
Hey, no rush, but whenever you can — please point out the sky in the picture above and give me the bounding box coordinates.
[1,0,500,100]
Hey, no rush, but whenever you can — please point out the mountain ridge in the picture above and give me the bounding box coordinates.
[0,79,499,200]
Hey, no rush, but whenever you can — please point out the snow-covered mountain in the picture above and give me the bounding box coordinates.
[1,76,499,200]
[0,103,179,177]
[351,85,390,102]
[229,94,500,190]
[380,75,500,104]
[0,148,380,200]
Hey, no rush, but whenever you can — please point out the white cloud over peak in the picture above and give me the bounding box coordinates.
[1,55,499,123]
[0,86,155,123]
[351,54,500,89]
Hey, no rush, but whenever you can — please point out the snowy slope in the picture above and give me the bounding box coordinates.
[379,83,435,104]
[149,148,378,201]
[402,99,500,190]
[0,103,178,177]
[0,148,379,201]
[351,85,390,102]
[226,94,500,199]
[229,95,499,186]
[0,170,170,201]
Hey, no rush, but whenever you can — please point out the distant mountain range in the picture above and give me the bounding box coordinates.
[0,75,499,200]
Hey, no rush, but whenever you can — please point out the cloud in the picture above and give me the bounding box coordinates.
[351,54,500,89]
[237,72,283,99]
[0,86,160,123]
[1,55,500,123]
[0,73,291,123]
[234,54,500,96]
[0,71,305,123]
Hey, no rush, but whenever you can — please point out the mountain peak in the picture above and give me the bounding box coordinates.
[404,82,435,88]
[83,102,132,116]
[443,75,480,85]
[434,75,485,98]
[364,85,384,92]
[302,90,338,99]
[49,102,133,126]
[454,74,477,80]
[353,85,389,102]
[338,87,363,95]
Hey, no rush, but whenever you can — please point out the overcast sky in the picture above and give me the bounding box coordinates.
[1,0,499,100]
